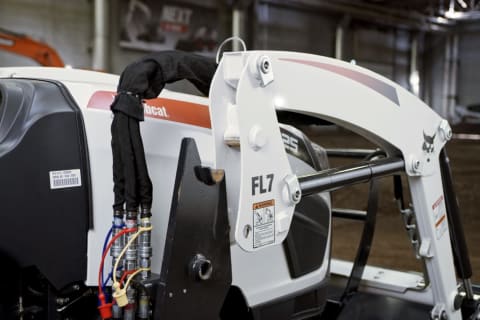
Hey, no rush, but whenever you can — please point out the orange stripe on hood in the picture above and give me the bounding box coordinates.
[86,90,211,129]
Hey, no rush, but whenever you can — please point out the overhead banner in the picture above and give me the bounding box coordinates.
[120,0,219,56]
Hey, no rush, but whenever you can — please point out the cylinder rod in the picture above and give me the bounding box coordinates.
[439,149,474,299]
[332,208,367,221]
[299,157,404,196]
[325,148,378,159]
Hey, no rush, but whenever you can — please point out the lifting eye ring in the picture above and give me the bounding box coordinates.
[215,36,247,64]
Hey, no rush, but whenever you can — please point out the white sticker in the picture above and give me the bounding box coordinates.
[49,169,82,189]
[432,195,447,239]
[253,199,275,248]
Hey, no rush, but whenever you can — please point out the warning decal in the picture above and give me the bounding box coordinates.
[253,199,275,248]
[432,195,447,239]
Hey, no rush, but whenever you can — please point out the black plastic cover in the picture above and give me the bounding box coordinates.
[251,279,328,320]
[284,196,330,278]
[281,126,331,279]
[0,78,91,290]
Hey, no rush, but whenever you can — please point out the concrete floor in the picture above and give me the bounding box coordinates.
[304,125,480,283]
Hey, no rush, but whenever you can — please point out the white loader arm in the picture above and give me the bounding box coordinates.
[209,51,461,320]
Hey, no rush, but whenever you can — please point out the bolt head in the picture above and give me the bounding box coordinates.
[439,120,452,141]
[259,56,271,74]
[262,60,270,71]
[292,190,301,201]
[441,311,448,320]
[409,156,423,174]
[243,224,252,238]
[414,160,420,169]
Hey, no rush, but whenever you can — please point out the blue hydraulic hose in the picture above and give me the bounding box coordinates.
[100,222,126,291]
[101,226,113,285]
[103,271,112,293]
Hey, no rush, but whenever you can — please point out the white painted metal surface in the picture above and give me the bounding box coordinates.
[210,52,297,252]
[209,51,461,318]
[331,259,434,306]
[230,156,331,307]
[0,48,465,319]
[0,66,328,308]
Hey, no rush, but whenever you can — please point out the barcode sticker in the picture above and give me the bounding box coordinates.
[49,169,82,189]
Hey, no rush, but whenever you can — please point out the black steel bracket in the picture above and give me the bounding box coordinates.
[153,137,232,320]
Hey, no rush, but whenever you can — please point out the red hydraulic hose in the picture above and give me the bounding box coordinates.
[97,227,137,294]
[97,227,137,319]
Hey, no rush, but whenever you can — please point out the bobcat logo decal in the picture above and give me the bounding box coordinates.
[422,131,436,153]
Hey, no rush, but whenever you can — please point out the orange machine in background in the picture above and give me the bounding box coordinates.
[0,28,64,67]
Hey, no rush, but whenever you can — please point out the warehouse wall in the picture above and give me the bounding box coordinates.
[1,0,480,113]
[348,26,412,90]
[252,2,413,96]
[107,0,230,94]
[423,33,447,114]
[108,0,141,74]
[458,23,480,106]
[0,0,92,68]
[422,23,480,118]
[253,3,337,55]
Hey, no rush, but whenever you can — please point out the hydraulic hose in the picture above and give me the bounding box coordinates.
[110,50,217,212]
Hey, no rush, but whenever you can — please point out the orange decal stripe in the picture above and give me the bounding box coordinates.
[86,90,211,129]
[435,214,446,228]
[253,199,275,210]
[432,195,444,210]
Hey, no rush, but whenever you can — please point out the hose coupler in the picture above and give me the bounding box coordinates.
[140,206,152,219]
